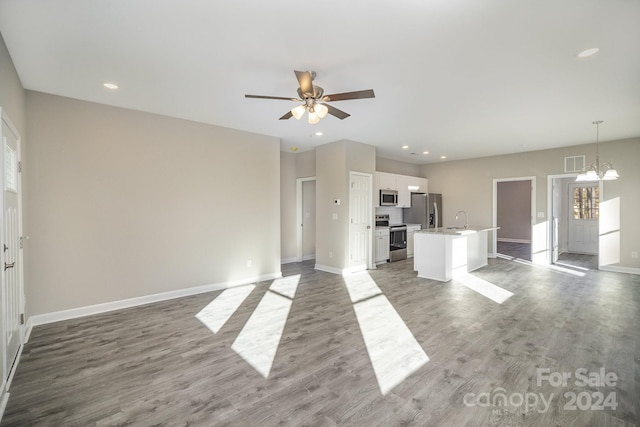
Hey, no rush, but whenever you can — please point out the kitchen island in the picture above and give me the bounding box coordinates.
[413,227,498,282]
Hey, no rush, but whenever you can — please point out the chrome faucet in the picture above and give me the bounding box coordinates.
[456,211,468,229]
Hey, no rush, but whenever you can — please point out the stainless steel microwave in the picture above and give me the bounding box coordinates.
[380,189,398,206]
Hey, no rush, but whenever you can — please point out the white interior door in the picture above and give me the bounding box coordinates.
[1,112,24,390]
[301,180,316,260]
[568,183,599,254]
[349,172,372,270]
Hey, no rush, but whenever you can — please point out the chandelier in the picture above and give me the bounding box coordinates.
[576,121,619,182]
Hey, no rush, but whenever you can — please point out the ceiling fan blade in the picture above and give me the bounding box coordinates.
[322,89,375,102]
[245,94,298,101]
[324,104,350,120]
[294,70,314,97]
[279,111,293,120]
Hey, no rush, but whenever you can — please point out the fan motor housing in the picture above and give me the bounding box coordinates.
[297,85,324,100]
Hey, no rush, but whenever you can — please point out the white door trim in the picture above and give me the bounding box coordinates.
[492,176,536,260]
[546,173,602,266]
[296,177,316,262]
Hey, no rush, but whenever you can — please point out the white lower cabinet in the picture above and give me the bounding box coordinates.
[375,228,390,264]
[406,224,422,257]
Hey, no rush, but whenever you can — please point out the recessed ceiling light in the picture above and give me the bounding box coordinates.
[103,82,119,90]
[315,131,323,136]
[402,145,409,149]
[423,151,429,155]
[577,48,599,58]
[440,155,447,159]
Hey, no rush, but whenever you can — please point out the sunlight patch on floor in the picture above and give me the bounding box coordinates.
[343,270,383,303]
[195,285,255,334]
[231,275,300,378]
[456,273,513,304]
[497,253,586,277]
[344,272,429,395]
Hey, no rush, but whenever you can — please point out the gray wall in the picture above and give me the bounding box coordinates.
[421,138,640,269]
[0,33,25,133]
[280,152,297,261]
[376,157,421,176]
[316,140,375,270]
[302,180,316,259]
[497,180,532,241]
[25,91,281,316]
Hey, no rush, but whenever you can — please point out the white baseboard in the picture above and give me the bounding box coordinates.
[27,272,282,328]
[497,238,531,244]
[314,263,368,275]
[24,318,33,343]
[282,255,315,264]
[0,391,9,424]
[314,264,343,275]
[341,265,368,275]
[599,265,640,275]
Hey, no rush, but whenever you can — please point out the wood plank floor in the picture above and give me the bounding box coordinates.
[2,258,639,426]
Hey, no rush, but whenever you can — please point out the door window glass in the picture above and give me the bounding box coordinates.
[573,186,599,219]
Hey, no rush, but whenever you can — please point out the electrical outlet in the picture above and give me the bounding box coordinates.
[329,251,333,258]
[632,251,638,259]
[332,213,338,220]
[537,212,545,218]
[247,259,252,268]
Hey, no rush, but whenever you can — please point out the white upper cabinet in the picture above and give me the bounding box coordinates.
[377,172,397,190]
[408,176,428,194]
[396,175,412,207]
[374,171,428,208]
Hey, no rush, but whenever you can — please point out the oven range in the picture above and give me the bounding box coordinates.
[375,214,407,262]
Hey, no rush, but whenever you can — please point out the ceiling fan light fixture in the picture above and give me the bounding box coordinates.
[308,111,320,124]
[315,103,328,119]
[291,105,306,120]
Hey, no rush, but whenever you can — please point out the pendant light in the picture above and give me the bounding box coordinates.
[576,121,620,182]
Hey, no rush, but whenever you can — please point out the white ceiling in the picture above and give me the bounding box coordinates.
[1,0,639,164]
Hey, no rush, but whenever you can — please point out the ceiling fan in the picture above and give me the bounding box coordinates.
[245,70,375,124]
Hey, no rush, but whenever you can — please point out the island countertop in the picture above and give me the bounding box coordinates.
[413,226,498,281]
[416,226,499,235]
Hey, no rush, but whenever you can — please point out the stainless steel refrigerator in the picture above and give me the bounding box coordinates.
[403,193,443,229]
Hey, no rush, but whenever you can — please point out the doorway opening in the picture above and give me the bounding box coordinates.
[296,177,316,263]
[493,177,535,261]
[548,174,599,270]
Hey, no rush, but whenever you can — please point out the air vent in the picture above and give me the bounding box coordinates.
[564,155,585,173]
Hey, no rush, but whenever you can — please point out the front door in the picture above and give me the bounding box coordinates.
[568,182,599,254]
[2,112,24,388]
[349,172,372,271]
